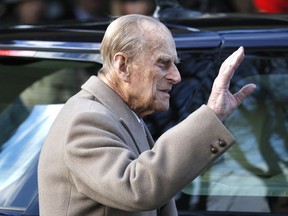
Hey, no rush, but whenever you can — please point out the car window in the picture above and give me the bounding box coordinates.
[1,48,287,215]
[0,58,100,211]
[156,51,288,214]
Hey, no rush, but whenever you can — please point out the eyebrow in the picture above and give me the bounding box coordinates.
[159,55,181,64]
[175,57,181,64]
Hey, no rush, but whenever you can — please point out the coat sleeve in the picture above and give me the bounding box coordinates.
[63,104,235,212]
[158,198,178,216]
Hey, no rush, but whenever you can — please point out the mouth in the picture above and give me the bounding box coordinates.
[158,89,171,97]
[160,89,170,93]
[161,86,172,92]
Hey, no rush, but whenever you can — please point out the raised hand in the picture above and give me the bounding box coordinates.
[207,46,256,121]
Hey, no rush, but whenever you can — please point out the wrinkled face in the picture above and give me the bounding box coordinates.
[127,27,181,117]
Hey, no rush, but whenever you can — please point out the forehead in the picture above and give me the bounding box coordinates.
[139,19,172,40]
[139,20,177,60]
[149,36,177,62]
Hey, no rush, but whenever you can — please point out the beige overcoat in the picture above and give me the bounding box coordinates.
[38,76,235,216]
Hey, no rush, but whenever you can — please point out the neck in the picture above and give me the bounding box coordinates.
[98,72,151,118]
[98,72,130,108]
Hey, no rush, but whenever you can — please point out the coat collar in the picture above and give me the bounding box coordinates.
[81,76,154,152]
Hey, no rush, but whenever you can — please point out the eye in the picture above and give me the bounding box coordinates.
[159,60,165,66]
[158,60,169,69]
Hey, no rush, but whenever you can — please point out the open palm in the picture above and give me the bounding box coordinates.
[207,47,256,121]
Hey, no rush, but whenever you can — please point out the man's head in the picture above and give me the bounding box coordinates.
[99,14,181,117]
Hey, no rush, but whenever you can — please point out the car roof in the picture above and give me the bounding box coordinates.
[0,13,287,63]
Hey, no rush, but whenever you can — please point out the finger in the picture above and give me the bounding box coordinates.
[218,47,245,88]
[221,46,245,72]
[233,83,257,106]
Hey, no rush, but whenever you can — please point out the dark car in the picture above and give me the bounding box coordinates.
[0,13,288,216]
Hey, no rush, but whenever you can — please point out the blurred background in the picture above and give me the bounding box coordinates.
[0,0,287,26]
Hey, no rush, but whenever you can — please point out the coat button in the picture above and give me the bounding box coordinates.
[210,145,218,154]
[218,139,227,147]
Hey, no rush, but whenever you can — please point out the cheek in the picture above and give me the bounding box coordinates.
[149,76,160,99]
[139,70,157,91]
[132,63,161,99]
[141,81,155,102]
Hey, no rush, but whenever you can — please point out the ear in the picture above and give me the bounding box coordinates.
[113,52,129,82]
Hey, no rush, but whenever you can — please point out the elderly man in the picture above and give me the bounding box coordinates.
[38,14,256,216]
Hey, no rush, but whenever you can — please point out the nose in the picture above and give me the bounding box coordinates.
[167,64,181,84]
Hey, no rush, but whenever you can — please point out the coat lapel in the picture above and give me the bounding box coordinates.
[143,125,155,150]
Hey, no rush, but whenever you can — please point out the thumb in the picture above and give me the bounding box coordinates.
[234,83,256,106]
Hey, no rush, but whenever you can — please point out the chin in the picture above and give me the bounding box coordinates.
[157,104,170,112]
[151,99,170,112]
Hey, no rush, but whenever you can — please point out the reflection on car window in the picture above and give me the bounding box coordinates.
[0,104,62,208]
[20,69,89,107]
[177,56,288,213]
[0,61,97,210]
